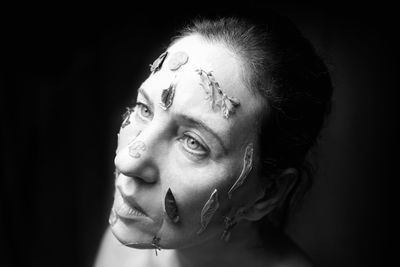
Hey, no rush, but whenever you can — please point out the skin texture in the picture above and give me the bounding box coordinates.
[96,34,313,267]
[110,34,264,248]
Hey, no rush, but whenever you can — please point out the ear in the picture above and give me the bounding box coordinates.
[238,168,298,222]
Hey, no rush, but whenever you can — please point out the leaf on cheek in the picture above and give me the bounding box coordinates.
[228,143,254,199]
[165,188,180,223]
[197,189,219,235]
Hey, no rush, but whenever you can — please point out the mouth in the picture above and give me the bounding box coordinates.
[113,188,148,220]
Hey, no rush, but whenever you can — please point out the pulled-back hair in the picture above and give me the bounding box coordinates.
[175,12,333,226]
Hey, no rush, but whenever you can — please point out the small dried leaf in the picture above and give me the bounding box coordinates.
[197,189,219,235]
[168,51,189,70]
[151,236,161,255]
[228,143,254,199]
[195,68,240,118]
[129,140,146,158]
[150,51,168,73]
[159,83,175,110]
[165,188,180,223]
[221,216,237,242]
[121,107,134,128]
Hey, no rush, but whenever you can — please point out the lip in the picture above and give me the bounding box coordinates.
[114,188,148,220]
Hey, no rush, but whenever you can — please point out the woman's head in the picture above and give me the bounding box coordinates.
[109,14,332,250]
[176,15,333,225]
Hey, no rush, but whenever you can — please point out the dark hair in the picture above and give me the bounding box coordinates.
[175,12,333,226]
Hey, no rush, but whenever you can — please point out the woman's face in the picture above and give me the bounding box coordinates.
[110,35,265,249]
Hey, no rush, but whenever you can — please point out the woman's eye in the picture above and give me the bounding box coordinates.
[186,137,201,150]
[179,134,209,158]
[136,102,153,121]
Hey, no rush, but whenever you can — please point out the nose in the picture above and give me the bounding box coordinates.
[114,126,163,184]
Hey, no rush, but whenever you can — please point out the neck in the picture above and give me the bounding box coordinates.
[171,221,276,267]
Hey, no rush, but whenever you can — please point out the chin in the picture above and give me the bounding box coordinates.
[110,219,155,248]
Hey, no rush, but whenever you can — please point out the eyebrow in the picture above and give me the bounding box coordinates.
[138,87,154,107]
[176,114,227,153]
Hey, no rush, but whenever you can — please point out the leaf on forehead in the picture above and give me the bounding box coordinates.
[150,51,168,73]
[165,188,180,223]
[195,68,240,118]
[197,189,219,235]
[220,95,241,119]
[228,143,254,199]
[159,82,175,110]
[168,51,189,71]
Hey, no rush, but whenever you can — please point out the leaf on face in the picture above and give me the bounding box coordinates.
[197,189,219,235]
[150,51,168,73]
[168,51,189,71]
[165,188,180,223]
[228,143,254,199]
[121,107,134,128]
[159,82,176,110]
[195,69,240,118]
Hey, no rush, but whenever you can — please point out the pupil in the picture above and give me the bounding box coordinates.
[189,138,198,148]
[142,107,149,116]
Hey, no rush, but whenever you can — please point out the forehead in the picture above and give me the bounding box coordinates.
[142,35,264,148]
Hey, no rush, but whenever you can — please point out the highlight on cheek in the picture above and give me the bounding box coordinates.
[195,68,241,119]
[128,140,147,159]
[228,143,254,199]
[150,51,168,73]
[168,51,189,71]
[197,189,220,235]
[164,188,180,223]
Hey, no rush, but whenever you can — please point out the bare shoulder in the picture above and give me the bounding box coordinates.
[94,227,149,267]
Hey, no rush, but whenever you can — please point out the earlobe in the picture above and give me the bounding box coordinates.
[239,168,298,222]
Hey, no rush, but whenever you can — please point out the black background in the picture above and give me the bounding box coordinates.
[1,5,393,267]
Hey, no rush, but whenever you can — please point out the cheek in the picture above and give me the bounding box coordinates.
[159,153,235,244]
[167,148,234,212]
[116,114,145,153]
